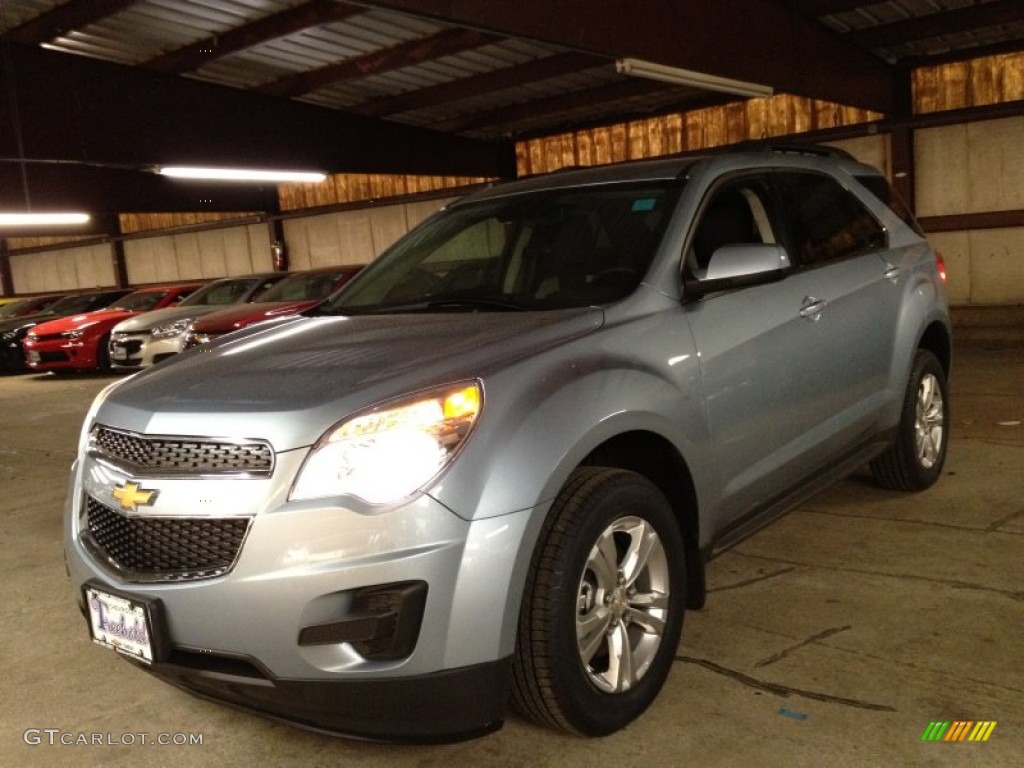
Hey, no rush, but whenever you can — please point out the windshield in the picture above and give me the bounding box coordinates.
[47,294,107,314]
[0,300,29,318]
[257,271,343,303]
[318,182,682,315]
[110,291,168,312]
[180,278,256,307]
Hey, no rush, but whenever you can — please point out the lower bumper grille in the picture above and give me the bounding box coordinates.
[82,495,250,582]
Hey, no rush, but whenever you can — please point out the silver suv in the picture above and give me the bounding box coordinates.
[66,146,950,742]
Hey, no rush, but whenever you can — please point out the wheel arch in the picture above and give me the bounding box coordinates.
[580,430,706,609]
[918,319,952,376]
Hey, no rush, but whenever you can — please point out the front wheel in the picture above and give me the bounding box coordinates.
[512,467,686,735]
[870,349,949,491]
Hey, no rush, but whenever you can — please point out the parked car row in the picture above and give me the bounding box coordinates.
[0,266,363,375]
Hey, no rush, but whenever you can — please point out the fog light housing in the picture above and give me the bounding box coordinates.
[297,581,427,661]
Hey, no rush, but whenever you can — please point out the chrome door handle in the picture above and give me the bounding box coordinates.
[799,296,827,321]
[884,264,901,282]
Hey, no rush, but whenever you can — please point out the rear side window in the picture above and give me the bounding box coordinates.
[855,174,924,236]
[772,172,887,267]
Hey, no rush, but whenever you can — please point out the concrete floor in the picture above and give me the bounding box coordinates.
[2,341,1021,768]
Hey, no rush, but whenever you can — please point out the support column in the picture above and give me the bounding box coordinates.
[103,215,129,288]
[0,238,13,295]
[890,65,916,214]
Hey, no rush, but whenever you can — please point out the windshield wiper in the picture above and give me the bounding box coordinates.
[312,296,530,315]
[424,296,529,311]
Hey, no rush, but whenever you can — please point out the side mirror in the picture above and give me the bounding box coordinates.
[685,244,790,296]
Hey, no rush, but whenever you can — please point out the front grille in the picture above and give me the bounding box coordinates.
[83,496,250,582]
[111,339,143,354]
[91,425,274,477]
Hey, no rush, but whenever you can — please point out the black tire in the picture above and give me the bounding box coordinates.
[96,333,113,373]
[512,467,686,736]
[870,349,949,491]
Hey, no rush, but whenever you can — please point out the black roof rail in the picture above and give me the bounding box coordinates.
[724,140,857,161]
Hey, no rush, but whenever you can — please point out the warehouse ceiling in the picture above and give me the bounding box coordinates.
[2,0,1023,223]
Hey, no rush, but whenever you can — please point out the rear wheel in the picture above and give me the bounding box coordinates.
[512,467,686,735]
[870,349,949,491]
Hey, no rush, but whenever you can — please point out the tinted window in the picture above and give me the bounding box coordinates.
[258,272,343,302]
[773,172,886,266]
[855,174,924,236]
[180,279,255,306]
[111,292,168,312]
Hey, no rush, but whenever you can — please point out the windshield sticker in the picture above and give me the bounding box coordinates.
[632,198,656,212]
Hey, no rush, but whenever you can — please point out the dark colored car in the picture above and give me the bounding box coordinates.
[0,289,131,373]
[185,266,362,347]
[0,294,66,320]
[24,283,203,373]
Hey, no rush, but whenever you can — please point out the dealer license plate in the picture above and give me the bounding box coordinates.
[111,346,128,361]
[84,586,155,663]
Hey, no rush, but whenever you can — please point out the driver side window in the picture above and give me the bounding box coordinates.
[687,179,776,279]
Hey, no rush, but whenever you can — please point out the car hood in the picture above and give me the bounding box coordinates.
[191,301,318,332]
[113,304,227,332]
[0,311,58,333]
[96,308,604,451]
[32,309,134,335]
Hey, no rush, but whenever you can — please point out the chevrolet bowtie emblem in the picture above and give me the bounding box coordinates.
[112,481,159,512]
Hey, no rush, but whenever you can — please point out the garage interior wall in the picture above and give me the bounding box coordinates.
[123,223,272,284]
[6,197,454,293]
[10,242,117,294]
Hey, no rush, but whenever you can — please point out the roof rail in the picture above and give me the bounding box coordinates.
[725,140,857,161]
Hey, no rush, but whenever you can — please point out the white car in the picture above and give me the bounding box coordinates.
[108,273,284,369]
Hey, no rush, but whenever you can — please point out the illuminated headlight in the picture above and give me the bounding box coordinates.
[150,319,192,339]
[290,381,482,505]
[61,329,84,340]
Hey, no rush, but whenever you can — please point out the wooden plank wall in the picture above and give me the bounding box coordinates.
[516,95,881,176]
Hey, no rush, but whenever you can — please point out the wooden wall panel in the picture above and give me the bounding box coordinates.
[9,243,115,292]
[278,173,487,212]
[824,135,890,175]
[516,95,881,176]
[913,52,1024,113]
[916,115,1024,217]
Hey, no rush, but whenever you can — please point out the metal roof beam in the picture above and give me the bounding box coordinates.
[847,0,1024,49]
[353,51,605,117]
[1,0,139,44]
[350,0,900,113]
[146,0,364,74]
[783,0,869,17]
[258,26,498,98]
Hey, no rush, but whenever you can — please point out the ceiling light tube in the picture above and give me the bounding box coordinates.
[0,212,91,226]
[616,58,773,98]
[156,167,327,183]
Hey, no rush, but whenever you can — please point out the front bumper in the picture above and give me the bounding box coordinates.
[65,450,534,740]
[110,332,184,370]
[125,650,509,742]
[24,337,98,371]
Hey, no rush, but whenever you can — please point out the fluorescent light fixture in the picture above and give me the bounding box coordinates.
[156,166,327,183]
[0,212,90,226]
[616,58,773,98]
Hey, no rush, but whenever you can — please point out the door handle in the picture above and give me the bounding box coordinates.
[884,264,901,282]
[799,296,827,321]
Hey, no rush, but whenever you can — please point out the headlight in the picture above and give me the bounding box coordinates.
[61,329,84,340]
[290,381,482,505]
[150,319,192,339]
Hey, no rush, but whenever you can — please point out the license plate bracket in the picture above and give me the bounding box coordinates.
[82,581,170,664]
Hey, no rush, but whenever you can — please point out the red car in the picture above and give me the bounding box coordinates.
[185,266,362,347]
[24,283,203,372]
